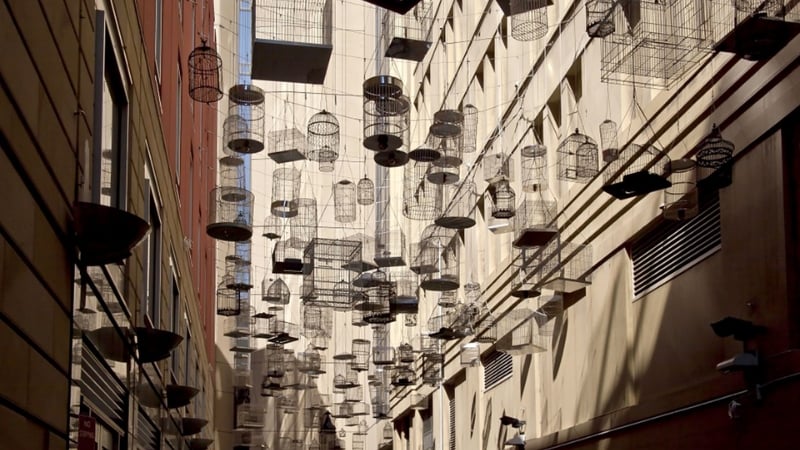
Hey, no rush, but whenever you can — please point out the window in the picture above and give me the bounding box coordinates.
[631,190,721,297]
[142,164,161,325]
[175,64,182,184]
[155,0,163,79]
[171,270,181,375]
[422,409,434,450]
[482,350,513,391]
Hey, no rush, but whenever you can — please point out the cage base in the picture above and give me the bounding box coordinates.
[270,201,299,218]
[228,138,265,154]
[223,329,251,339]
[429,327,460,340]
[230,345,256,353]
[216,308,241,317]
[374,149,409,167]
[697,164,733,190]
[602,171,671,199]
[385,37,431,61]
[226,281,253,291]
[390,296,419,314]
[252,39,332,84]
[262,231,281,239]
[408,147,441,162]
[426,171,460,185]
[268,149,307,164]
[541,278,589,294]
[268,333,299,345]
[364,134,404,152]
[342,260,379,272]
[374,255,407,267]
[409,263,439,275]
[206,222,253,242]
[220,155,245,167]
[273,258,310,275]
[512,228,557,248]
[363,312,396,324]
[510,285,542,299]
[252,332,271,339]
[420,278,459,291]
[435,216,476,229]
[714,14,800,61]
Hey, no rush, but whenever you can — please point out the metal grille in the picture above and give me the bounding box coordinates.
[632,190,721,297]
[449,394,456,450]
[253,0,332,45]
[80,340,127,428]
[136,408,159,450]
[482,351,513,391]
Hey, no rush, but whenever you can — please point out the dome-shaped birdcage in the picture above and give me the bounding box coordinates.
[289,198,317,250]
[403,160,443,221]
[461,104,479,154]
[397,342,414,364]
[557,129,599,183]
[334,180,357,223]
[263,278,290,304]
[601,143,671,199]
[513,196,558,248]
[217,280,241,316]
[696,124,734,179]
[307,110,340,164]
[521,143,548,193]
[225,84,265,154]
[586,0,616,38]
[600,119,620,163]
[663,159,699,221]
[188,42,223,103]
[271,167,301,218]
[426,133,463,185]
[352,339,371,372]
[435,180,476,229]
[357,176,375,205]
[510,0,550,41]
[207,186,254,241]
[490,178,516,219]
[262,214,282,240]
[363,75,409,152]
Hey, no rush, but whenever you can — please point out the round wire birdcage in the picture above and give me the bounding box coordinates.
[557,129,599,183]
[426,133,462,185]
[461,104,479,154]
[207,186,254,242]
[403,160,443,221]
[436,181,476,229]
[521,144,548,193]
[397,343,414,364]
[271,167,301,218]
[352,339,371,371]
[225,84,265,154]
[363,75,408,152]
[357,176,375,205]
[216,280,241,316]
[307,109,340,164]
[361,281,396,324]
[696,124,735,169]
[334,180,357,223]
[289,198,317,250]
[188,43,223,103]
[510,0,549,41]
[262,213,282,240]
[263,278,290,304]
[220,158,246,189]
[663,159,699,221]
[490,179,516,219]
[430,109,464,138]
[586,0,616,38]
[318,155,335,173]
[600,119,620,163]
[420,241,459,292]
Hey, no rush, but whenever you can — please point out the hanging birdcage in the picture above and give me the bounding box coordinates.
[602,143,671,199]
[360,279,396,324]
[220,158,246,189]
[352,339,371,372]
[357,177,375,205]
[307,109,340,163]
[513,196,557,248]
[438,290,458,308]
[490,178,516,219]
[663,159,699,221]
[262,214,282,240]
[299,348,325,375]
[586,0,616,38]
[375,228,406,267]
[533,294,563,337]
[510,246,542,299]
[352,308,368,327]
[188,42,223,103]
[333,359,360,389]
[225,84,265,154]
[510,0,550,41]
[521,143,548,193]
[696,124,735,188]
[372,324,395,365]
[436,181,476,229]
[217,281,241,316]
[420,335,442,356]
[600,119,620,163]
[557,129,599,183]
[420,239,460,292]
[460,343,480,366]
[224,242,253,291]
[266,350,287,381]
[330,402,353,419]
[426,133,462,185]
[263,278,290,304]
[422,353,443,385]
[272,239,308,274]
[303,305,332,337]
[207,186,254,241]
[289,198,317,251]
[301,238,361,309]
[397,343,414,364]
[539,239,593,293]
[236,404,265,430]
[411,225,453,274]
[390,270,418,314]
[403,160,443,221]
[427,309,457,340]
[711,0,800,61]
[476,313,498,343]
[334,180,357,223]
[345,385,363,403]
[430,109,464,138]
[372,98,411,168]
[381,0,433,61]
[268,128,307,164]
[484,152,512,183]
[363,75,408,151]
[391,365,414,387]
[462,104,479,154]
[224,310,253,338]
[271,167,301,218]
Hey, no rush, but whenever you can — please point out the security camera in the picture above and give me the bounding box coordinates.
[716,352,759,374]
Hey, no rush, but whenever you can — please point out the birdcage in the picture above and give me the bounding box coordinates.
[333,359,360,389]
[403,160,443,221]
[273,239,309,274]
[510,0,550,41]
[374,228,406,267]
[381,0,433,61]
[268,128,307,164]
[303,305,332,337]
[224,312,253,338]
[352,339,371,372]
[262,214,283,239]
[334,180,357,223]
[422,353,443,385]
[262,278,289,304]
[430,109,464,138]
[390,270,418,314]
[601,0,711,89]
[533,294,563,337]
[308,110,340,163]
[298,348,325,376]
[279,391,300,414]
[510,246,542,299]
[363,76,409,151]
[207,186,254,241]
[696,124,734,188]
[397,343,414,364]
[289,198,318,250]
[599,119,620,163]
[436,181,476,229]
[225,84,265,154]
[233,430,265,448]
[539,239,593,293]
[586,0,616,38]
[520,143,548,193]
[357,177,375,205]
[476,313,498,344]
[438,290,458,308]
[224,244,253,291]
[318,156,335,173]
[557,129,599,183]
[411,226,453,274]
[352,308,368,327]
[301,238,361,308]
[345,385,364,403]
[663,159,699,221]
[602,143,671,199]
[217,281,241,316]
[420,240,459,292]
[460,343,480,367]
[426,133,462,185]
[484,152,513,183]
[251,0,333,84]
[220,158,246,190]
[427,309,457,340]
[281,355,302,390]
[267,320,300,344]
[236,404,264,430]
[490,179,516,219]
[271,167,301,218]
[461,104,479,154]
[372,324,395,365]
[711,0,800,61]
[330,402,353,419]
[360,280,396,324]
[513,196,557,248]
[420,335,442,356]
[188,42,223,103]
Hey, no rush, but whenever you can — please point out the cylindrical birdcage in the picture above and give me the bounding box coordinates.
[217,280,241,316]
[263,278,290,304]
[303,305,332,337]
[225,84,265,154]
[476,314,497,343]
[599,119,620,163]
[426,133,462,185]
[602,144,671,199]
[397,343,414,364]
[372,97,411,167]
[334,180,357,223]
[510,246,542,299]
[403,160,443,221]
[352,307,368,327]
[262,214,282,240]
[345,385,363,403]
[188,43,223,103]
[490,179,516,219]
[412,225,455,275]
[586,0,616,38]
[333,359,360,389]
[510,0,549,41]
[352,339,371,371]
[299,348,325,375]
[363,75,408,152]
[271,167,301,218]
[357,176,375,205]
[422,353,443,385]
[663,159,699,221]
[372,324,395,366]
[289,198,317,250]
[225,255,252,291]
[513,196,558,248]
[220,158,246,189]
[461,104,479,154]
[266,351,286,380]
[391,270,418,314]
[207,186,254,241]
[420,240,460,292]
[557,129,599,183]
[438,290,458,308]
[435,181,476,229]
[361,280,396,324]
[430,109,464,138]
[375,228,406,267]
[696,124,734,183]
[521,144,548,193]
[307,110,340,164]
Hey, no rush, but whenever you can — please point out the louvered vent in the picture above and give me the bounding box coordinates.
[80,340,127,428]
[422,411,434,450]
[136,408,160,450]
[482,351,513,391]
[632,191,721,297]
[449,394,456,450]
